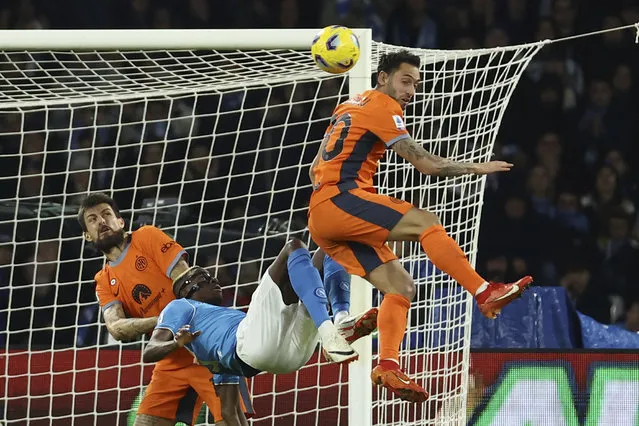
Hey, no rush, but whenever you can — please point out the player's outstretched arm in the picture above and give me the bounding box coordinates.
[214,384,248,426]
[102,303,158,341]
[142,325,200,363]
[391,137,513,177]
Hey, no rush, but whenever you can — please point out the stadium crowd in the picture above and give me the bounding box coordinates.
[0,0,638,349]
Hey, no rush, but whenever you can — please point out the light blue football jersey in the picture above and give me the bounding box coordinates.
[156,298,249,376]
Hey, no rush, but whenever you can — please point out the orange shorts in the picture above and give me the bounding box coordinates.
[308,188,413,276]
[138,363,253,424]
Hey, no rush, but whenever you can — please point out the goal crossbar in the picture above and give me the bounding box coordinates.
[0,29,372,50]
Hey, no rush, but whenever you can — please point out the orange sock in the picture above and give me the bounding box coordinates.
[419,224,485,295]
[378,293,411,364]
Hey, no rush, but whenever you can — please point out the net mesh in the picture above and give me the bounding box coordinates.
[373,42,543,425]
[0,38,543,425]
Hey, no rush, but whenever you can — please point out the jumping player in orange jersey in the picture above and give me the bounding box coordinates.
[78,193,253,426]
[308,50,533,403]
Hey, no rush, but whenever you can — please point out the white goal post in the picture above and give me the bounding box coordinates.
[0,28,544,426]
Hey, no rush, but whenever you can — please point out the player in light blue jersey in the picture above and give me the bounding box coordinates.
[143,239,377,425]
[311,249,380,344]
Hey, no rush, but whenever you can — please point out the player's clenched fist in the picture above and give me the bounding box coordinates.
[473,161,514,175]
[174,325,201,347]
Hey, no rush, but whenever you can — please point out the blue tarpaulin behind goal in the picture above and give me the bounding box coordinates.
[470,286,639,349]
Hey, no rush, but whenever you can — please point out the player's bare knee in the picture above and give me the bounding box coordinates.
[400,280,416,301]
[382,272,416,301]
[285,238,306,254]
[385,281,415,301]
[391,208,441,241]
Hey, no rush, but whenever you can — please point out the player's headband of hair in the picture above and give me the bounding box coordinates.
[172,266,214,299]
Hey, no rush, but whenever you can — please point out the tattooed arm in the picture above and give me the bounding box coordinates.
[103,303,157,341]
[391,137,512,177]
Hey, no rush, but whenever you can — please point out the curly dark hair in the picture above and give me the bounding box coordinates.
[77,192,121,232]
[376,49,421,75]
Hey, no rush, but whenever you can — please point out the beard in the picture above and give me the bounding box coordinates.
[211,290,223,306]
[386,86,406,110]
[95,228,126,252]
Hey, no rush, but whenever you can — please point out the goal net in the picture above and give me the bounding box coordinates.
[0,29,543,426]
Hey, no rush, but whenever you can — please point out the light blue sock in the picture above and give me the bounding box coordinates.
[287,248,331,328]
[323,255,351,315]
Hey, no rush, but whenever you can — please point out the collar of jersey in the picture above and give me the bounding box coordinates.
[108,240,132,267]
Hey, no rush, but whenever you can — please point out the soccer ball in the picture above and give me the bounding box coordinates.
[311,25,360,74]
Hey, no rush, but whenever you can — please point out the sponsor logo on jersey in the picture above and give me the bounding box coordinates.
[392,115,405,130]
[135,256,148,271]
[140,287,167,315]
[110,278,117,286]
[132,284,152,304]
[161,240,176,253]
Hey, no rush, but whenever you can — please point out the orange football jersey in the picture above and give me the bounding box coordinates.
[94,225,192,369]
[310,89,410,208]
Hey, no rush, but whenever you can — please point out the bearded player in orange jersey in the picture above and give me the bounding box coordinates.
[308,50,533,403]
[78,193,253,426]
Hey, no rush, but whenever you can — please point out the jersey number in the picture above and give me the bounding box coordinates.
[321,113,352,161]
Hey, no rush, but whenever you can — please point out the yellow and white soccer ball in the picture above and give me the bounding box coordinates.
[311,25,360,74]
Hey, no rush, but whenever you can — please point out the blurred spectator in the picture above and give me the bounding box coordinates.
[560,263,610,323]
[484,27,510,48]
[386,0,438,48]
[65,152,92,205]
[9,240,77,347]
[554,188,590,236]
[533,131,564,181]
[596,208,639,296]
[480,192,551,283]
[552,0,577,38]
[611,63,634,107]
[623,296,639,332]
[181,0,235,29]
[152,7,173,29]
[181,143,224,224]
[468,0,495,38]
[579,78,632,155]
[321,0,387,40]
[581,165,635,231]
[526,165,555,219]
[494,0,536,44]
[584,15,634,80]
[122,0,151,28]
